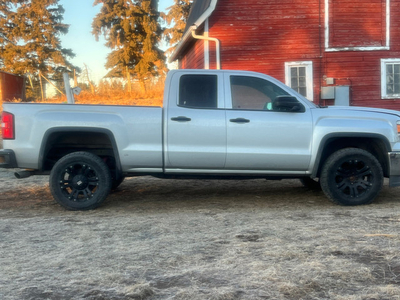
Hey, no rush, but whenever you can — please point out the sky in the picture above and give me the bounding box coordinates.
[59,0,174,83]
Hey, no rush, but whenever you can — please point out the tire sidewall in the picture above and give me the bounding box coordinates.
[320,148,383,206]
[50,152,112,210]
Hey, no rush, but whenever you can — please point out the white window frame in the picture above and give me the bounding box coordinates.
[285,61,314,102]
[325,0,390,52]
[381,58,400,99]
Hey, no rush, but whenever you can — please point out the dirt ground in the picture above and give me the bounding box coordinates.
[2,139,400,299]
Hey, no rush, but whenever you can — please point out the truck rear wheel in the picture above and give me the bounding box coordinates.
[320,148,383,206]
[49,152,112,210]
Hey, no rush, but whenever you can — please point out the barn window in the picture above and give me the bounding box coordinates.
[381,59,400,99]
[285,62,314,102]
[179,75,218,108]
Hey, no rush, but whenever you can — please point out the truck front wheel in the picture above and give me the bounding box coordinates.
[49,152,112,210]
[320,148,383,206]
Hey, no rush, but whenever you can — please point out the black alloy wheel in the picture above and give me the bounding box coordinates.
[320,148,383,206]
[50,152,112,210]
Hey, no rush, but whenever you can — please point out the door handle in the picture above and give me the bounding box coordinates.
[229,118,250,124]
[171,116,191,122]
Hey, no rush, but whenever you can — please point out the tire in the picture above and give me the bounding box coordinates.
[299,177,321,190]
[49,152,112,210]
[320,148,383,206]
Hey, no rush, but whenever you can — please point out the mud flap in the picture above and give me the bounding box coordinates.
[389,152,400,187]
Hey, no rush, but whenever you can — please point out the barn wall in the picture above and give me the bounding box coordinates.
[208,0,322,103]
[328,0,386,48]
[322,0,400,108]
[178,0,400,109]
[180,39,205,69]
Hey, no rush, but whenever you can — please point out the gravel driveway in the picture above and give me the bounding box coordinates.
[2,163,400,300]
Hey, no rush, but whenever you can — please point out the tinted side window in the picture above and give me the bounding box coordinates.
[230,76,289,110]
[179,75,218,109]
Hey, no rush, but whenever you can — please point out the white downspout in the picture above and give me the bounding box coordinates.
[204,19,210,69]
[191,25,221,70]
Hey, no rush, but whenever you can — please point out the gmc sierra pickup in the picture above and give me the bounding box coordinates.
[1,69,400,210]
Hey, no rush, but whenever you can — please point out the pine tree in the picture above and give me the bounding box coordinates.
[92,0,166,91]
[161,0,192,55]
[0,0,76,94]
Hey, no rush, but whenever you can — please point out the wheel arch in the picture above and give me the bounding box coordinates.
[39,127,122,178]
[312,133,391,178]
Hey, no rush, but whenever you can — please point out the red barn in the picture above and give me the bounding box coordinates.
[170,0,400,109]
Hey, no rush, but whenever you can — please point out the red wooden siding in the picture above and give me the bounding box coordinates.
[208,0,322,102]
[324,1,400,108]
[329,0,386,48]
[178,0,400,109]
[179,38,205,69]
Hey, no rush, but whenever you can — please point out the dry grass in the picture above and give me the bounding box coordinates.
[0,79,164,113]
[27,91,163,107]
[76,90,163,107]
[1,159,400,299]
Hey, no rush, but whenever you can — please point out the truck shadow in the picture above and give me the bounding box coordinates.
[107,177,337,212]
[105,177,400,213]
[1,176,399,212]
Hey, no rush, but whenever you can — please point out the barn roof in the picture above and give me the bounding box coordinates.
[183,0,213,34]
[169,0,219,62]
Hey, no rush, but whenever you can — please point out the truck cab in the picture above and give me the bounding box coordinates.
[164,70,314,174]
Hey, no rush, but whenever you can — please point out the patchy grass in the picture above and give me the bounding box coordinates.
[1,167,400,299]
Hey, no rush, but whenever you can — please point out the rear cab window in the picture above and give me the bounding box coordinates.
[179,75,218,109]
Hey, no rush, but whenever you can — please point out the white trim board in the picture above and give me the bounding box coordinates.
[325,0,390,52]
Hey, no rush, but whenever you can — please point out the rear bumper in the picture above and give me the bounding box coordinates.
[0,149,18,168]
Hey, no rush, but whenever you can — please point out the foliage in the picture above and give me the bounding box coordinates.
[161,0,192,55]
[0,0,76,94]
[92,0,166,91]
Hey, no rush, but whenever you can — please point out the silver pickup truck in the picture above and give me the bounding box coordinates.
[1,69,400,210]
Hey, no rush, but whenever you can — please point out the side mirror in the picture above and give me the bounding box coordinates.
[272,95,305,112]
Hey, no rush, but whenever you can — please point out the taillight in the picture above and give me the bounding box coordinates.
[1,111,15,139]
